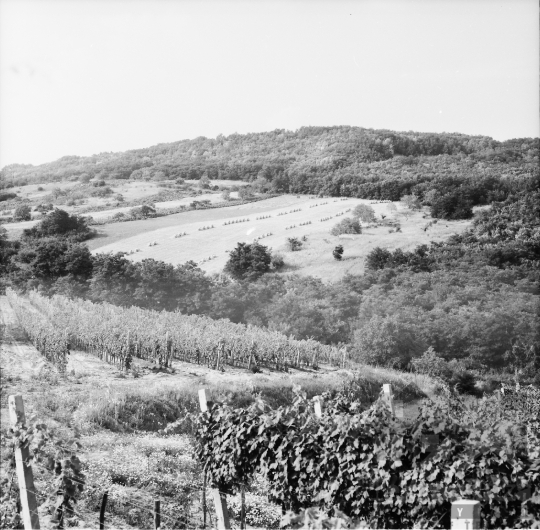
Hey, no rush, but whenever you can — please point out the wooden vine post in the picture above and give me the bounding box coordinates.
[99,492,108,530]
[165,331,170,368]
[154,499,161,530]
[382,384,395,416]
[8,395,41,530]
[313,396,323,419]
[198,388,231,530]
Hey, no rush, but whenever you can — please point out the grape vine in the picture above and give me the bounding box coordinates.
[195,386,540,529]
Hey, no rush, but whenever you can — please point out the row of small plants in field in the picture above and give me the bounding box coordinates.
[10,289,346,371]
[253,232,272,241]
[195,384,540,529]
[277,208,302,216]
[223,218,249,225]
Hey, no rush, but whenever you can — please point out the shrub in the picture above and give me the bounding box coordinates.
[199,174,211,189]
[129,205,156,219]
[13,204,31,221]
[22,208,95,241]
[333,245,344,261]
[238,187,252,200]
[330,217,362,236]
[286,237,303,251]
[430,190,473,220]
[225,242,272,281]
[365,247,392,270]
[91,186,113,198]
[270,253,285,271]
[352,204,376,223]
[0,192,17,202]
[35,203,54,213]
[401,194,422,210]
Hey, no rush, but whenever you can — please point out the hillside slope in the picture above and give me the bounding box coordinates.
[2,127,537,192]
[90,195,475,280]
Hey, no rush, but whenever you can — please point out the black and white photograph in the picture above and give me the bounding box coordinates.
[0,0,538,528]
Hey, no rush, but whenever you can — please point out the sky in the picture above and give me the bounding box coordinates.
[0,0,538,168]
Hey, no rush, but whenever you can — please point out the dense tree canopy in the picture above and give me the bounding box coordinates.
[23,208,95,241]
[224,242,273,282]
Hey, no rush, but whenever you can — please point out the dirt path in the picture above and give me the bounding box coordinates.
[0,295,48,380]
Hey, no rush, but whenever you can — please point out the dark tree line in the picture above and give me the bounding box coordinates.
[2,127,536,221]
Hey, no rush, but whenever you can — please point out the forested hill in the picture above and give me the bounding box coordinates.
[2,127,538,200]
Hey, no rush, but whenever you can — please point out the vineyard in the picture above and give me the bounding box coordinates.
[6,289,348,372]
[196,384,540,529]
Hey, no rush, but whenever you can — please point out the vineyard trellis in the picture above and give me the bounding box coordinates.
[6,289,348,372]
[7,291,69,372]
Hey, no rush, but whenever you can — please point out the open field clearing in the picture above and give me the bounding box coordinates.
[90,195,476,279]
[85,194,306,250]
[1,185,241,237]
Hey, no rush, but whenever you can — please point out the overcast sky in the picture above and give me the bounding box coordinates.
[0,0,538,168]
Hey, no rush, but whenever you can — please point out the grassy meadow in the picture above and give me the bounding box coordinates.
[89,194,475,279]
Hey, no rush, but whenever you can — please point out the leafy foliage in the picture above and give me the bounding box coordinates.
[195,386,539,529]
[287,237,303,251]
[351,204,376,223]
[23,208,95,241]
[430,190,473,220]
[333,245,344,261]
[13,204,31,221]
[2,415,84,529]
[224,242,272,281]
[330,218,362,236]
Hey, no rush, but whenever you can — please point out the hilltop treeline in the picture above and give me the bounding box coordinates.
[2,171,539,378]
[2,127,537,210]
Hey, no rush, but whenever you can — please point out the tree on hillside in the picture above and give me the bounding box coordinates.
[199,174,211,189]
[365,247,392,270]
[401,194,422,210]
[129,205,156,219]
[15,237,93,291]
[286,237,303,251]
[333,245,344,261]
[352,204,376,223]
[224,242,272,281]
[430,191,473,220]
[330,218,362,236]
[22,208,94,241]
[221,189,231,201]
[350,314,423,368]
[238,186,252,200]
[13,204,32,221]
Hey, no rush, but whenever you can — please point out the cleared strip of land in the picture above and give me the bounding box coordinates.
[90,195,475,280]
